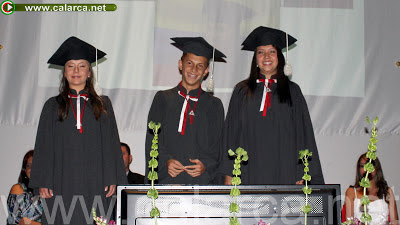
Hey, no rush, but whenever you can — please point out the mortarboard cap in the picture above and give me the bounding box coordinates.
[241,26,297,51]
[48,36,106,66]
[171,37,226,62]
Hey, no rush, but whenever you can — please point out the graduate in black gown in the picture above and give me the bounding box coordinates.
[221,27,324,185]
[145,37,226,184]
[29,37,127,225]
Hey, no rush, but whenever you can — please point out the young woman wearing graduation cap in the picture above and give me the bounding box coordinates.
[29,37,127,225]
[145,37,226,185]
[222,27,324,185]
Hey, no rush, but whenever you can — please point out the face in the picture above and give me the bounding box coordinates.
[178,53,209,92]
[121,146,132,172]
[256,45,278,78]
[359,157,376,178]
[64,59,91,92]
[26,156,32,179]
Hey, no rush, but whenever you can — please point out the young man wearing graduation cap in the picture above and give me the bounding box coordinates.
[30,37,127,225]
[145,37,226,184]
[221,26,324,185]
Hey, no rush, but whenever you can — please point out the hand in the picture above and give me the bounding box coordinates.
[105,185,116,198]
[224,176,233,185]
[296,180,305,185]
[184,159,206,177]
[166,159,185,177]
[39,188,53,198]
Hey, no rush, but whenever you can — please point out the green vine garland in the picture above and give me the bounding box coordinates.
[228,147,248,225]
[299,149,312,225]
[359,116,379,224]
[147,121,161,224]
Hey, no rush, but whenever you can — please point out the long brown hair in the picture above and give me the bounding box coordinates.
[57,64,106,121]
[18,150,34,192]
[238,45,292,105]
[353,152,389,203]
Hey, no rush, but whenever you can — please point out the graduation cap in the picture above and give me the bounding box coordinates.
[47,36,106,66]
[170,37,226,62]
[241,26,297,51]
[242,26,297,76]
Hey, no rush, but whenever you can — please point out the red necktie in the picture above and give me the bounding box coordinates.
[177,91,199,135]
[68,94,88,133]
[256,79,277,116]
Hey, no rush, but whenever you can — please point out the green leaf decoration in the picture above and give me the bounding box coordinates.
[360,177,371,188]
[301,204,311,214]
[299,149,313,225]
[360,195,371,206]
[148,121,162,224]
[147,171,158,181]
[230,188,241,197]
[151,143,158,150]
[147,188,159,199]
[232,169,241,176]
[358,116,380,225]
[148,121,155,129]
[228,147,248,225]
[361,212,372,223]
[364,162,375,173]
[149,158,159,168]
[302,174,311,181]
[150,150,159,158]
[366,151,377,160]
[229,216,240,225]
[303,186,312,195]
[235,147,244,155]
[369,137,377,144]
[229,202,240,213]
[150,207,160,218]
[231,177,241,185]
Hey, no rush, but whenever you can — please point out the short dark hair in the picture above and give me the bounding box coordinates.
[121,142,131,155]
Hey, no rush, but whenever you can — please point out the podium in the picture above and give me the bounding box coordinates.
[116,185,341,225]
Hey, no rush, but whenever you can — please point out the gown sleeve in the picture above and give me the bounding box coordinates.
[293,84,325,184]
[29,98,56,192]
[145,91,168,183]
[199,97,224,182]
[219,85,245,178]
[101,96,128,186]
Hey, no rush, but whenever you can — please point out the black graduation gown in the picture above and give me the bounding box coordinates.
[29,90,127,225]
[127,171,145,184]
[221,80,324,185]
[145,85,224,184]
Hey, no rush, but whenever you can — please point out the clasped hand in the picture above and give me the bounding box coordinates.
[167,159,205,178]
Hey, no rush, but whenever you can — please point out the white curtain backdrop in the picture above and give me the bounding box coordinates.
[1,0,400,220]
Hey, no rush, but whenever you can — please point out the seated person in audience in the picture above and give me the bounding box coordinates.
[121,142,144,184]
[344,152,398,224]
[7,150,42,225]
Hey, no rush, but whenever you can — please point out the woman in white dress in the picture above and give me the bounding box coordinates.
[345,153,398,224]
